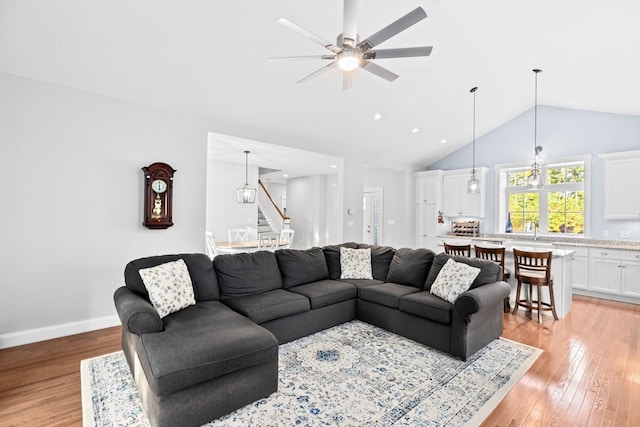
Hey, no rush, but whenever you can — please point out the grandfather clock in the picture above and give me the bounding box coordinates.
[142,162,176,229]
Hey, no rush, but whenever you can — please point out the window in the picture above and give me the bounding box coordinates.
[500,158,589,236]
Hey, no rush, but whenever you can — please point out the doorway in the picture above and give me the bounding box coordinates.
[363,188,383,245]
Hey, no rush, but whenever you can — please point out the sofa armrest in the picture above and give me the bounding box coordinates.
[114,286,164,335]
[453,281,510,320]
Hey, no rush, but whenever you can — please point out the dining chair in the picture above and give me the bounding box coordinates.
[205,232,218,259]
[512,249,558,323]
[474,245,512,313]
[444,242,471,257]
[279,229,295,247]
[228,228,249,242]
[258,232,280,252]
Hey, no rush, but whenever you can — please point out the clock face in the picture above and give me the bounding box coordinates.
[151,179,168,194]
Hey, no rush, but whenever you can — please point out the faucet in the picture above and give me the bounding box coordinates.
[533,222,538,241]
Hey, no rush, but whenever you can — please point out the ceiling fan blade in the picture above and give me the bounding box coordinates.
[358,7,427,50]
[276,17,340,53]
[365,46,433,59]
[269,55,336,62]
[342,71,353,91]
[297,62,337,83]
[342,0,360,46]
[361,61,399,82]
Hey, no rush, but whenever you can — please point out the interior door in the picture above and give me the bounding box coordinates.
[363,189,383,245]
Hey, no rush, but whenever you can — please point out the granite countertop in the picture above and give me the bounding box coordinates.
[437,233,640,251]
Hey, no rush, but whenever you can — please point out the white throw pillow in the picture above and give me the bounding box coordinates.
[430,258,481,304]
[138,259,196,318]
[340,247,373,280]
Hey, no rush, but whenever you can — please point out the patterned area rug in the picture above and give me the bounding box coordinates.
[81,321,541,427]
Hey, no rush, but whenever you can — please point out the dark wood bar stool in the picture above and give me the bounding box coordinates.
[474,245,512,313]
[512,249,558,323]
[444,243,471,257]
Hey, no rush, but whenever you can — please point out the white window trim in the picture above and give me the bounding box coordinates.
[494,154,591,238]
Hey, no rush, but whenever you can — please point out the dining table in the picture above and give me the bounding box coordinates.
[216,239,290,253]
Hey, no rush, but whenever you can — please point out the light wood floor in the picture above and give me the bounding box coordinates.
[1,295,638,426]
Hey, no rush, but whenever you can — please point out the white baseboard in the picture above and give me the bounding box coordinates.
[0,315,120,349]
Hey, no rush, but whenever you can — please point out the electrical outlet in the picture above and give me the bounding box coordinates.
[602,230,609,238]
[620,230,630,239]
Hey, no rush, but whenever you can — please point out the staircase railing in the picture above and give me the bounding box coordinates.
[258,179,290,232]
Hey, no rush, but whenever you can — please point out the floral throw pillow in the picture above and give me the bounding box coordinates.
[430,258,481,304]
[340,247,373,280]
[138,259,196,318]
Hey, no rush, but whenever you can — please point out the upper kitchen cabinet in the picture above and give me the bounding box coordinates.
[442,168,488,217]
[414,170,443,205]
[600,151,640,220]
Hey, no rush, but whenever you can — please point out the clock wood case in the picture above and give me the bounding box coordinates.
[142,162,176,229]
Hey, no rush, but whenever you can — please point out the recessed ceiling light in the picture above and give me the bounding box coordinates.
[283,174,289,178]
[412,128,419,133]
[441,139,447,144]
[331,164,337,169]
[373,113,382,120]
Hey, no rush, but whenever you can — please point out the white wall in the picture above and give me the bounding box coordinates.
[206,159,259,242]
[286,175,329,248]
[363,168,414,248]
[0,73,211,347]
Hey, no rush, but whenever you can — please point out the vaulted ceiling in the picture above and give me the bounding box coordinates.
[2,0,639,170]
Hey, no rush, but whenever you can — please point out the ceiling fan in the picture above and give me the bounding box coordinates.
[270,0,432,90]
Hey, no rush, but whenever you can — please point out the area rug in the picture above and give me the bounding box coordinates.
[81,320,541,427]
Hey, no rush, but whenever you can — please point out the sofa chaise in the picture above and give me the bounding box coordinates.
[113,242,510,427]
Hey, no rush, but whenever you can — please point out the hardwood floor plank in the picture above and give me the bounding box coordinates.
[0,297,638,427]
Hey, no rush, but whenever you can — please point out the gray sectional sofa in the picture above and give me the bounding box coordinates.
[113,242,510,427]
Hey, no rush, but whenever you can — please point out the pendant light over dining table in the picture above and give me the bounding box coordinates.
[467,86,480,194]
[527,68,544,191]
[236,150,257,203]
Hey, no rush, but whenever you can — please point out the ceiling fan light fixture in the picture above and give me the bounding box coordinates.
[337,50,361,71]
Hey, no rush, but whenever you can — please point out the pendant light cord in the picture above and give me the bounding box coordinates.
[244,150,250,185]
[470,86,478,173]
[533,69,542,165]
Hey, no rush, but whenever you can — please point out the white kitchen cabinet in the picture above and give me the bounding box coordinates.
[413,171,443,251]
[441,168,487,217]
[589,248,640,301]
[555,245,589,291]
[600,151,640,220]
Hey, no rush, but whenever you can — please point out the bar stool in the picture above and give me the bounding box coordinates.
[474,245,512,313]
[444,243,471,257]
[512,249,558,323]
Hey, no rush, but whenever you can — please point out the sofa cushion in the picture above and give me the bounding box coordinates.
[357,244,396,281]
[288,280,357,309]
[338,278,385,294]
[385,248,435,288]
[430,258,481,304]
[138,301,278,397]
[359,283,421,308]
[214,251,283,299]
[275,248,329,289]
[424,253,501,291]
[399,291,453,324]
[138,259,196,318]
[222,289,310,324]
[340,247,373,279]
[125,253,219,302]
[322,242,359,280]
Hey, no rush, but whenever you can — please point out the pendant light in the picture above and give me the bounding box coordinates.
[236,150,257,203]
[527,69,544,190]
[467,86,480,193]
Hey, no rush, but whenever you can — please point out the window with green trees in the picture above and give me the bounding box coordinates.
[504,161,586,235]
